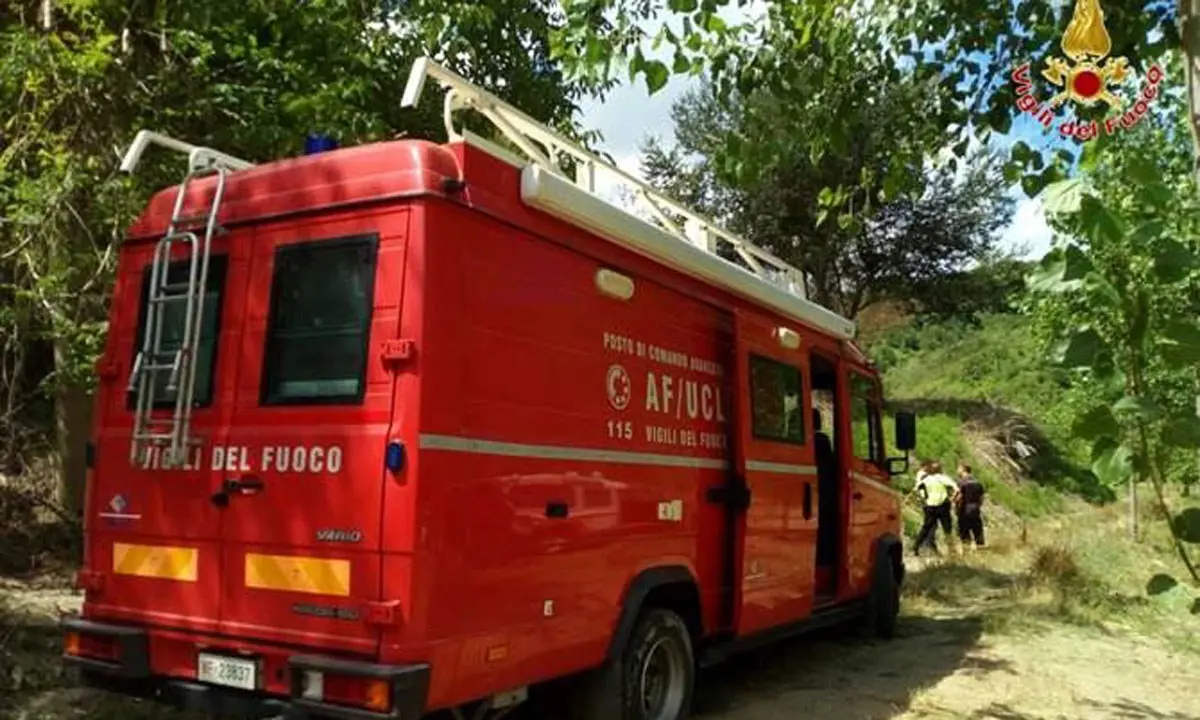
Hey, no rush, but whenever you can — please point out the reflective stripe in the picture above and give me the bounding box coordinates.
[745,460,818,476]
[245,554,351,597]
[113,542,198,582]
[852,471,903,499]
[419,434,728,469]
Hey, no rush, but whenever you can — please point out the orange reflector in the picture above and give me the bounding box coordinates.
[64,631,81,656]
[364,679,390,712]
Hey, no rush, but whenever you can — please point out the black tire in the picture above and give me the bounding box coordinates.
[572,608,696,720]
[867,548,901,639]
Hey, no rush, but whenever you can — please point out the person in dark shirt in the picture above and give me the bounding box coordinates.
[954,463,986,549]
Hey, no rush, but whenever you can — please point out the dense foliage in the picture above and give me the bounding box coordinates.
[640,82,1015,318]
[0,0,607,504]
[1025,68,1200,586]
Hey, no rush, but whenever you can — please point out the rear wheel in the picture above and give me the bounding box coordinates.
[572,607,695,720]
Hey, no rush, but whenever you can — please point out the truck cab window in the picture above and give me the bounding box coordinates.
[749,354,805,445]
[850,372,884,467]
[261,235,378,405]
[128,255,228,409]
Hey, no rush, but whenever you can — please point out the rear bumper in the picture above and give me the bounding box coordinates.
[61,617,429,720]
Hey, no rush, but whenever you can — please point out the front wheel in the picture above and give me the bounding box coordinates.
[867,548,901,639]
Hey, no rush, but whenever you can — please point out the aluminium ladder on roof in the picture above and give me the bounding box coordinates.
[119,131,256,469]
[400,56,812,301]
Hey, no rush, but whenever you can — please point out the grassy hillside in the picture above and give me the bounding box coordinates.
[869,313,1112,525]
[869,312,1200,649]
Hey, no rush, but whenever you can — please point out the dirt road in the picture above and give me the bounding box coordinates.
[3,559,1198,720]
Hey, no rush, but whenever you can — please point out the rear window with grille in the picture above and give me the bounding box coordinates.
[261,235,378,405]
[127,255,228,410]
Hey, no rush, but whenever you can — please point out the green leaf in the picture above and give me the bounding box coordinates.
[1157,321,1200,367]
[1072,405,1119,441]
[668,0,699,10]
[1112,395,1163,422]
[1079,196,1125,245]
[1191,598,1200,615]
[1090,437,1133,487]
[1153,238,1199,284]
[1146,573,1179,595]
[1061,246,1095,281]
[1027,246,1092,294]
[643,59,670,94]
[1052,328,1108,368]
[673,49,690,74]
[1040,178,1089,215]
[1162,417,1200,449]
[1174,508,1200,544]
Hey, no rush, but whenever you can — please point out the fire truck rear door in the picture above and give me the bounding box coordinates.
[87,234,244,634]
[213,210,407,656]
[730,310,819,636]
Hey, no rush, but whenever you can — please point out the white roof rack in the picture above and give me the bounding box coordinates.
[401,57,857,340]
[120,130,256,175]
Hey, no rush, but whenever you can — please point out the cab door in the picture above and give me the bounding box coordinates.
[212,208,410,655]
[841,366,898,598]
[732,311,818,636]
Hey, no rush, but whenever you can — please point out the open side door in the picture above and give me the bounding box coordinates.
[840,364,899,599]
[730,310,818,637]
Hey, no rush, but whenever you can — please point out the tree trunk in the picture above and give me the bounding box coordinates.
[1185,2,1200,187]
[53,340,92,518]
[1129,476,1140,541]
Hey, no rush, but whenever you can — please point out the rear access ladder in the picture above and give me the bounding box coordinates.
[119,131,256,469]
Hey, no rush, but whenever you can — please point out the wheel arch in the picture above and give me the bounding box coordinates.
[606,565,702,662]
[875,532,904,586]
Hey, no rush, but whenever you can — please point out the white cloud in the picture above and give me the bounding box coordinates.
[1001,194,1055,259]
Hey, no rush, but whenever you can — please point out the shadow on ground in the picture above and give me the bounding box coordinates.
[690,613,990,719]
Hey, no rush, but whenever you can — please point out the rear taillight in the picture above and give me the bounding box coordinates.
[64,630,119,662]
[299,670,392,713]
[75,569,105,593]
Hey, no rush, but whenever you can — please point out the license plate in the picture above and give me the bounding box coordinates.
[197,653,258,691]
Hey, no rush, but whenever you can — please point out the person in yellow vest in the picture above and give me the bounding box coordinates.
[912,460,958,556]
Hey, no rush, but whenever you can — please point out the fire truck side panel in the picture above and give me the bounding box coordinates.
[404,197,732,707]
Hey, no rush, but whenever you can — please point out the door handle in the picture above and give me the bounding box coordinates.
[803,483,813,520]
[226,475,265,494]
[545,501,569,519]
[853,491,864,500]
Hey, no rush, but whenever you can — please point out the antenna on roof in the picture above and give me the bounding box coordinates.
[400,56,814,303]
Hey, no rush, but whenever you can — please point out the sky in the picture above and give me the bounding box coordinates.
[574,3,1059,261]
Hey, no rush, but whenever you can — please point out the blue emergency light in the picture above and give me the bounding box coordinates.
[304,133,339,155]
[385,440,406,473]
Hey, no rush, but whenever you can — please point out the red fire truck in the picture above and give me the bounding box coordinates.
[61,57,916,720]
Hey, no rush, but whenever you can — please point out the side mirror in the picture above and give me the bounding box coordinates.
[894,411,917,451]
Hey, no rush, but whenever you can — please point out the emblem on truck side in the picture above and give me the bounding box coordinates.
[315,529,363,543]
[607,364,632,411]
